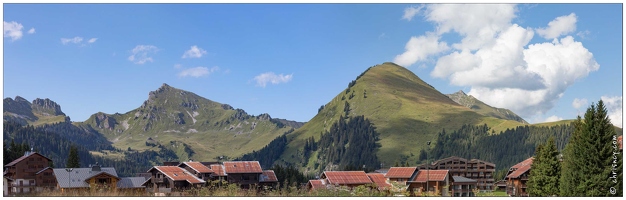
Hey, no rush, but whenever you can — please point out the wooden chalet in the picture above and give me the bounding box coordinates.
[209,164,227,183]
[505,157,533,197]
[306,179,327,191]
[384,167,417,184]
[53,164,120,191]
[223,161,263,188]
[259,170,279,189]
[366,173,392,191]
[177,161,214,182]
[143,166,205,193]
[451,176,477,197]
[406,169,451,196]
[4,151,56,194]
[319,171,373,189]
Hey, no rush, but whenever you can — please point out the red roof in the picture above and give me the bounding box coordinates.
[367,173,391,190]
[260,170,278,182]
[210,164,227,176]
[385,167,417,178]
[619,136,623,150]
[5,152,52,167]
[506,157,533,179]
[179,162,214,174]
[150,166,205,184]
[308,180,326,190]
[410,170,449,182]
[223,161,263,174]
[322,171,372,185]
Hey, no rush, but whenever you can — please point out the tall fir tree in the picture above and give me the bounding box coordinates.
[560,100,621,196]
[527,137,560,196]
[66,145,80,168]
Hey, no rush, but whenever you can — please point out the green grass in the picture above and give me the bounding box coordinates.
[280,62,526,171]
[29,113,67,127]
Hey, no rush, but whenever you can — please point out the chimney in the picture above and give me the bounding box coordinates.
[91,162,101,172]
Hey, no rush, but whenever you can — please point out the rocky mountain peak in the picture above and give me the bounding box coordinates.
[455,90,467,96]
[14,96,30,104]
[31,98,65,116]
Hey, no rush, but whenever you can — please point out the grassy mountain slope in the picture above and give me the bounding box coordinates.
[446,90,529,124]
[74,83,296,162]
[280,62,524,172]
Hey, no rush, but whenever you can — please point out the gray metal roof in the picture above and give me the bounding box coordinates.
[452,176,477,183]
[53,167,118,188]
[117,177,148,189]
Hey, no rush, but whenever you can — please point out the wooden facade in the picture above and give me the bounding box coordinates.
[4,152,55,194]
[418,156,495,191]
[505,157,533,197]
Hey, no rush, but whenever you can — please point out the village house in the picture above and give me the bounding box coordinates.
[306,179,327,191]
[319,171,373,189]
[4,150,56,195]
[223,161,263,189]
[259,170,279,189]
[53,163,146,192]
[451,176,477,197]
[384,167,417,185]
[209,164,227,183]
[417,156,495,191]
[366,173,392,191]
[406,169,451,196]
[505,157,533,197]
[177,161,214,182]
[142,166,205,193]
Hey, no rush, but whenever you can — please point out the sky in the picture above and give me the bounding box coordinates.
[2,3,623,127]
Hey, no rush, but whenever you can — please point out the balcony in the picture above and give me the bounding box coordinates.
[153,177,165,183]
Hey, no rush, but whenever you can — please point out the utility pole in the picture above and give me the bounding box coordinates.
[426,141,431,196]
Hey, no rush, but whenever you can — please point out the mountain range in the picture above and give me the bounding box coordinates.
[6,62,612,175]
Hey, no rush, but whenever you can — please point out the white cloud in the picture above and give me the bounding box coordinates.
[402,5,424,21]
[572,98,588,109]
[4,21,24,41]
[27,28,35,34]
[128,45,158,64]
[61,37,83,45]
[577,30,590,39]
[178,66,219,78]
[544,115,564,123]
[536,13,577,40]
[601,96,622,128]
[88,38,98,43]
[253,72,293,88]
[182,45,207,58]
[398,4,599,119]
[174,64,182,69]
[393,32,449,67]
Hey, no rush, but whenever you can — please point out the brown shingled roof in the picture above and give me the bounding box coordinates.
[308,180,326,190]
[179,162,214,174]
[223,161,263,174]
[367,173,391,190]
[260,170,278,182]
[385,167,417,178]
[322,171,372,185]
[5,152,51,167]
[506,157,533,179]
[410,170,449,182]
[210,164,227,176]
[149,166,205,184]
[618,135,623,150]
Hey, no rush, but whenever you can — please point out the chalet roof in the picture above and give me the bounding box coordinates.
[148,166,205,184]
[385,167,417,178]
[5,152,52,167]
[468,158,495,166]
[409,170,449,182]
[367,173,391,190]
[223,161,263,174]
[117,177,148,189]
[307,179,326,190]
[85,171,120,182]
[179,162,214,174]
[36,167,52,175]
[432,156,467,165]
[619,135,623,150]
[322,171,372,185]
[452,176,477,183]
[260,170,278,183]
[210,164,227,176]
[53,167,119,188]
[506,157,533,179]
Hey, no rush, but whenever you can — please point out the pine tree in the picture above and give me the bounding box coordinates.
[560,100,620,196]
[66,145,80,168]
[528,137,560,196]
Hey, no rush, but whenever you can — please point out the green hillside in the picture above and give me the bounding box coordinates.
[446,90,529,124]
[75,83,295,162]
[279,62,524,173]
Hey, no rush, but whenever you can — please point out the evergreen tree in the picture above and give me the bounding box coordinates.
[527,137,560,196]
[560,100,620,196]
[66,145,80,168]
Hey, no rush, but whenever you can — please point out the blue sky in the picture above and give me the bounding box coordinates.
[3,4,623,127]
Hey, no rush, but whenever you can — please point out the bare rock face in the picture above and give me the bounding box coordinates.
[3,96,37,121]
[32,98,65,116]
[94,112,117,130]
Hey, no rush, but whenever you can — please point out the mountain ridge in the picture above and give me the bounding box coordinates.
[446,90,529,124]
